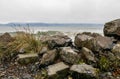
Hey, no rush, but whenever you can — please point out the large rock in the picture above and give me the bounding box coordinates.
[104,19,120,37]
[47,62,69,76]
[40,49,57,65]
[42,35,72,49]
[82,32,101,37]
[60,47,81,64]
[92,36,114,51]
[74,33,93,49]
[70,63,98,77]
[17,53,39,65]
[81,47,96,62]
[74,33,114,52]
[112,44,120,60]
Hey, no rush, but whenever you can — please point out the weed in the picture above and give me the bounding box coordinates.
[99,56,110,71]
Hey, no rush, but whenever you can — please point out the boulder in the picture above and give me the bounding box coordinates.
[74,33,114,52]
[74,33,93,49]
[60,47,81,64]
[82,32,101,37]
[42,35,72,49]
[104,19,120,38]
[112,44,120,60]
[92,36,114,51]
[17,53,39,65]
[70,63,98,77]
[40,49,57,66]
[81,47,96,62]
[47,62,69,76]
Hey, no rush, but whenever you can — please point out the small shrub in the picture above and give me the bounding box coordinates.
[6,31,42,53]
[1,28,45,62]
[99,56,110,71]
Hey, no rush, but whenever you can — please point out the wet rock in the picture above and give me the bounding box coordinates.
[17,53,39,65]
[40,49,57,66]
[104,19,120,38]
[60,47,81,64]
[45,35,72,49]
[112,44,120,59]
[74,33,93,49]
[81,47,96,62]
[70,63,98,77]
[47,62,69,77]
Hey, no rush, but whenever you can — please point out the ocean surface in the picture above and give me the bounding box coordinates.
[0,24,104,41]
[0,24,103,33]
[0,24,104,39]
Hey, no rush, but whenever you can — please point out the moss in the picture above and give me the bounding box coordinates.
[35,69,48,79]
[76,59,84,64]
[98,56,110,71]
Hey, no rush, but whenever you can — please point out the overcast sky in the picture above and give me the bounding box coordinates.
[0,0,120,23]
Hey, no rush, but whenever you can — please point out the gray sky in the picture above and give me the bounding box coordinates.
[0,0,120,23]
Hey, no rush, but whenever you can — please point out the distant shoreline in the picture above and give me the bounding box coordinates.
[0,23,103,27]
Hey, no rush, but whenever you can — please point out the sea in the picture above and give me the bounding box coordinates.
[0,24,104,39]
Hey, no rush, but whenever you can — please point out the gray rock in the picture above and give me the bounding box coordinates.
[40,49,57,65]
[60,47,81,64]
[17,53,39,65]
[99,72,116,79]
[70,63,98,77]
[81,47,96,62]
[39,46,48,55]
[74,33,114,52]
[47,62,69,76]
[47,35,72,49]
[82,32,101,37]
[104,19,120,37]
[112,44,120,59]
[107,52,116,61]
[21,73,33,79]
[92,36,114,51]
[74,33,93,49]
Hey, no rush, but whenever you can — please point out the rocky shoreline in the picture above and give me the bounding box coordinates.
[0,19,120,79]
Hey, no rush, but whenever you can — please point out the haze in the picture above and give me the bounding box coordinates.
[0,0,120,23]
